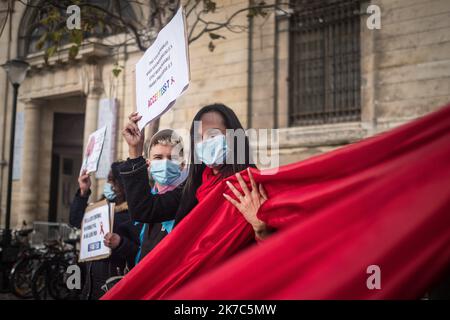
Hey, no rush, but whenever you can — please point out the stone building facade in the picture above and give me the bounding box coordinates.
[0,0,449,227]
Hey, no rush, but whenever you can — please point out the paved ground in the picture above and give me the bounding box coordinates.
[0,292,21,300]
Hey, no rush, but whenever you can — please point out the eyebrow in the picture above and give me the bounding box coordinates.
[204,128,223,133]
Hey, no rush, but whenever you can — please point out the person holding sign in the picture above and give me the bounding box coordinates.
[120,104,273,241]
[134,129,188,263]
[69,161,140,300]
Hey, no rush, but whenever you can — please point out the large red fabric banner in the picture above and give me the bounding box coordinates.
[103,104,450,300]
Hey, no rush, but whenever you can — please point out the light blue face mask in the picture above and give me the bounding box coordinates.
[195,134,229,167]
[103,182,116,201]
[150,159,182,186]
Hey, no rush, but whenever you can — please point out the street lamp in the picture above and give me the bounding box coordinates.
[1,59,29,246]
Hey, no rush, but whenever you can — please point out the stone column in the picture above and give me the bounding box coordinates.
[18,99,42,225]
[82,60,103,202]
[360,5,378,136]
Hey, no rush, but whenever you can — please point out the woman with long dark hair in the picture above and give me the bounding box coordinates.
[120,103,271,240]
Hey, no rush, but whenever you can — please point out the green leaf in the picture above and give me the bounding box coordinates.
[35,32,48,51]
[50,30,62,42]
[112,63,123,78]
[208,41,215,52]
[247,8,257,18]
[209,32,225,40]
[68,45,79,60]
[251,2,269,18]
[203,0,216,13]
[70,29,83,46]
[46,46,57,58]
[50,8,60,19]
[112,68,122,78]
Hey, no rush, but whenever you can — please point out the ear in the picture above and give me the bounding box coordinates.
[146,159,151,167]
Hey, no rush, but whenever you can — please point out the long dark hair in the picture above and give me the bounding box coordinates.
[174,103,255,224]
[109,161,126,204]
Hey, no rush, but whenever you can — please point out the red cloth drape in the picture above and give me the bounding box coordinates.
[196,166,222,202]
[103,104,450,300]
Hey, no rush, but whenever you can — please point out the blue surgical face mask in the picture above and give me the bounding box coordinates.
[195,134,229,167]
[150,159,182,186]
[103,182,116,201]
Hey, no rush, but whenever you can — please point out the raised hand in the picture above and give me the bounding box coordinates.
[78,169,91,196]
[122,112,144,159]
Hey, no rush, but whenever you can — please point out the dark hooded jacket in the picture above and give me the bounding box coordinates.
[69,189,140,300]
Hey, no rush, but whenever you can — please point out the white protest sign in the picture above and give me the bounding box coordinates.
[136,5,190,131]
[96,99,118,179]
[80,125,107,175]
[79,201,114,262]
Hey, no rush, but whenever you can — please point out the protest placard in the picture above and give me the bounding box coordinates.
[80,125,107,175]
[135,5,190,131]
[96,99,118,179]
[79,200,114,262]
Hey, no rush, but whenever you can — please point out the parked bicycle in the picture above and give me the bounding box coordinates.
[1,224,33,294]
[9,228,41,298]
[31,238,80,300]
[7,221,83,300]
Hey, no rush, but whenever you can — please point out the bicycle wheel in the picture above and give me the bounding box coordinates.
[31,263,51,300]
[9,255,41,299]
[47,259,77,300]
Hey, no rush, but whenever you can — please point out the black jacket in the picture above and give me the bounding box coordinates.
[69,189,140,300]
[135,222,169,262]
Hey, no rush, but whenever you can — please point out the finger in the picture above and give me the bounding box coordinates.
[236,172,251,197]
[126,120,138,130]
[128,112,138,120]
[123,126,133,138]
[247,168,257,192]
[259,184,268,201]
[128,121,140,135]
[124,122,136,134]
[130,115,142,123]
[126,122,141,136]
[223,193,241,209]
[226,181,244,201]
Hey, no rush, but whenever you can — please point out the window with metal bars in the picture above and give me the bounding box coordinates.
[289,0,362,126]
